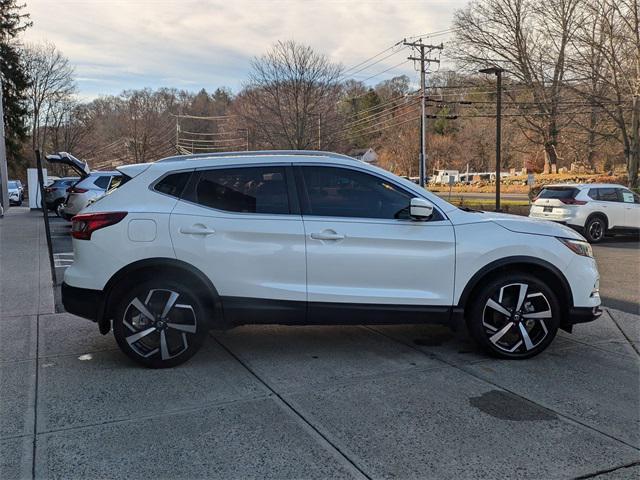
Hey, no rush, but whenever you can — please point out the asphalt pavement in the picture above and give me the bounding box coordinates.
[1,208,639,480]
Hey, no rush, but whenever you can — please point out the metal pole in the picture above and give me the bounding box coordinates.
[0,78,9,214]
[317,116,321,150]
[495,70,502,212]
[35,150,56,284]
[419,44,426,187]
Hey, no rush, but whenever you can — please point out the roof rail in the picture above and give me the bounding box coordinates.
[156,150,360,163]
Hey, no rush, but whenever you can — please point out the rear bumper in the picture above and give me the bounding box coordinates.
[567,306,603,325]
[61,282,104,322]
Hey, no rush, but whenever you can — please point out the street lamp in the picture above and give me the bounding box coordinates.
[479,66,504,212]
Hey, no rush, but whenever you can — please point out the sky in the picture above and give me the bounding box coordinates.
[22,0,467,100]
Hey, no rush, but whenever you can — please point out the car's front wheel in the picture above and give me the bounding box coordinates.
[113,279,208,368]
[467,274,560,359]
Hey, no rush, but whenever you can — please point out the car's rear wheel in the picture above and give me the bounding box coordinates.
[54,200,65,217]
[467,274,560,359]
[584,215,606,243]
[113,279,208,368]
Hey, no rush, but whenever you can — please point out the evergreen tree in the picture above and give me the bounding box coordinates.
[1,0,31,166]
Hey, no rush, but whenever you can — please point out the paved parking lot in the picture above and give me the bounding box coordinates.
[1,208,639,479]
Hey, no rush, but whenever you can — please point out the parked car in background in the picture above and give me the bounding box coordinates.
[529,183,640,243]
[7,180,24,206]
[44,177,79,216]
[60,171,122,220]
[60,151,601,368]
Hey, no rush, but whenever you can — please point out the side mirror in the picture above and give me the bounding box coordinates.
[410,197,434,220]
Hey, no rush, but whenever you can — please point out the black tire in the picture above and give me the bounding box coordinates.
[113,278,208,368]
[467,273,560,359]
[584,215,606,243]
[54,200,65,218]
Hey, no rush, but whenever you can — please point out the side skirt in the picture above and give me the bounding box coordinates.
[221,296,455,327]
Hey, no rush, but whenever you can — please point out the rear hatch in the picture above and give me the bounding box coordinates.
[45,152,90,179]
[530,186,584,220]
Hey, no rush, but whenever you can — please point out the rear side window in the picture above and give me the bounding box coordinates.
[537,187,578,200]
[154,172,191,198]
[597,188,621,202]
[93,176,111,189]
[186,167,290,214]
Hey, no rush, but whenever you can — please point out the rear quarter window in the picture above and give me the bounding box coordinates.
[154,172,191,198]
[93,176,111,189]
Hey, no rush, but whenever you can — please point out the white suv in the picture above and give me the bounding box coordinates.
[529,184,640,243]
[61,151,602,368]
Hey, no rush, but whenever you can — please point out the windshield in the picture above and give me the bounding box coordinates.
[537,187,578,199]
[7,181,18,189]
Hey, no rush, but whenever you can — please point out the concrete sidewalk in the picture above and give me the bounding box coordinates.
[1,208,639,479]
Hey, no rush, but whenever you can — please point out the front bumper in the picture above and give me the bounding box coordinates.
[567,306,602,325]
[61,282,104,322]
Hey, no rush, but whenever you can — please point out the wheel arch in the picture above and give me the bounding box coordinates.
[99,257,223,334]
[585,211,609,228]
[457,256,574,327]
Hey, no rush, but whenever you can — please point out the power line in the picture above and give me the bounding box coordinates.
[340,39,405,77]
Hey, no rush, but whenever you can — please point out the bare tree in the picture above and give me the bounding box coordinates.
[569,0,639,186]
[23,42,75,159]
[453,0,582,170]
[236,41,342,150]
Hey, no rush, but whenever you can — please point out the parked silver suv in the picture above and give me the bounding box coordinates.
[60,171,122,220]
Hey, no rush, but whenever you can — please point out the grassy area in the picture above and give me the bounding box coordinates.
[443,197,531,216]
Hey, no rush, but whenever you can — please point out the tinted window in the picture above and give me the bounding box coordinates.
[189,167,289,214]
[538,187,578,199]
[588,188,599,200]
[154,172,191,198]
[597,188,620,202]
[93,175,111,189]
[301,166,413,219]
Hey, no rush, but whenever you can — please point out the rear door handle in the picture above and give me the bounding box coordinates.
[180,225,216,236]
[310,231,345,241]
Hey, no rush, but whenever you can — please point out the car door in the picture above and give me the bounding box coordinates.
[620,189,640,228]
[296,164,455,320]
[593,187,625,228]
[169,165,307,323]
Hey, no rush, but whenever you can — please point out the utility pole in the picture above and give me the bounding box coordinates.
[404,39,443,187]
[479,66,504,211]
[0,77,9,215]
[317,115,321,150]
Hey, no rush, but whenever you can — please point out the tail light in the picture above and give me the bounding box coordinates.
[71,212,127,240]
[559,198,587,205]
[67,186,88,194]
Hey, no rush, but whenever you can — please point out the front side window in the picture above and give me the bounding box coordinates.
[187,166,290,214]
[621,189,635,204]
[300,166,413,219]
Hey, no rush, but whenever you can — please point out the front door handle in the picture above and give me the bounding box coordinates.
[180,225,216,236]
[310,230,345,241]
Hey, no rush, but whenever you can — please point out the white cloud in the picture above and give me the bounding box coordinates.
[23,0,466,98]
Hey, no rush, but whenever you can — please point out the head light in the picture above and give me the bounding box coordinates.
[558,238,593,257]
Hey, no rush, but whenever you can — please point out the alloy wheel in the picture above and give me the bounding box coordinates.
[123,289,198,360]
[588,220,603,241]
[481,283,551,355]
